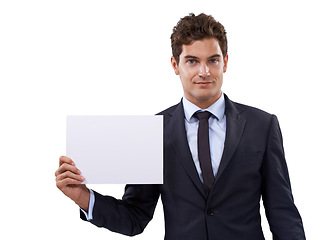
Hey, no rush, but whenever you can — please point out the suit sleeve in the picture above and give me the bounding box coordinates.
[80,184,160,236]
[262,115,306,240]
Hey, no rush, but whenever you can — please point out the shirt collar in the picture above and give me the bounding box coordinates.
[182,93,225,122]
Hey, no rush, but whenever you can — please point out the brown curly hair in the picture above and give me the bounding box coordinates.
[171,13,228,65]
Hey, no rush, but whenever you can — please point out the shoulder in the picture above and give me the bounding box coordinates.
[224,94,277,134]
[155,102,181,116]
[225,94,273,121]
[236,101,271,118]
[226,96,281,140]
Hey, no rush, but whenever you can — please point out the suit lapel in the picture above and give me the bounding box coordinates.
[166,101,206,197]
[165,95,246,198]
[215,95,246,182]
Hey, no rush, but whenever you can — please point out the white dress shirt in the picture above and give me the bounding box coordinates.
[182,93,226,182]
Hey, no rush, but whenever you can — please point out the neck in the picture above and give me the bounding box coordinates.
[186,92,222,109]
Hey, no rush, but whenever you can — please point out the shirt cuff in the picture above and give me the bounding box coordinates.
[80,189,95,221]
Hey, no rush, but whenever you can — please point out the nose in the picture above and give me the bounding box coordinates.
[198,63,210,78]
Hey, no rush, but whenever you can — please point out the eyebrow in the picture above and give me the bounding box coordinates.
[208,54,221,59]
[184,54,221,60]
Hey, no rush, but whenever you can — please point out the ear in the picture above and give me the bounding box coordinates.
[171,56,180,75]
[223,54,229,73]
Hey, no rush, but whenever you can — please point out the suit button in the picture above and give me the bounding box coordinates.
[207,209,214,216]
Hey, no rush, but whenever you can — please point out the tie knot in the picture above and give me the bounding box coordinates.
[195,111,212,120]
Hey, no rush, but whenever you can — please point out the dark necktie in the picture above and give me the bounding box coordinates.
[195,111,215,196]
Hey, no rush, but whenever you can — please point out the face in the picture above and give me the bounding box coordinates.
[171,38,228,109]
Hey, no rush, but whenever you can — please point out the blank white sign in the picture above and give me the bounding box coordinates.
[66,115,163,184]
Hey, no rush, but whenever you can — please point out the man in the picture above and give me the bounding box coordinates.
[55,13,306,239]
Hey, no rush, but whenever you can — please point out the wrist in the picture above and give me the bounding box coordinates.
[75,186,90,211]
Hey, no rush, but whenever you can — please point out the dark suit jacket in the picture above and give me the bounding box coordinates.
[81,94,305,240]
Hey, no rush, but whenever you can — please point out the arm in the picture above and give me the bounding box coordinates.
[262,115,306,240]
[87,184,160,236]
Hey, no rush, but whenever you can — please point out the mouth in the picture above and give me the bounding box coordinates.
[195,81,212,85]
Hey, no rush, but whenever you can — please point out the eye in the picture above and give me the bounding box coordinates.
[209,58,219,64]
[187,59,197,64]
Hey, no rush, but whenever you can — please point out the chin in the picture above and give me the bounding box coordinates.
[195,91,219,100]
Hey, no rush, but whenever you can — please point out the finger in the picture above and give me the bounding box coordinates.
[56,163,81,176]
[56,177,84,190]
[55,162,81,177]
[56,170,85,182]
[59,156,75,167]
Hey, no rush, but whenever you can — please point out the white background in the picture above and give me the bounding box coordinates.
[1,0,326,239]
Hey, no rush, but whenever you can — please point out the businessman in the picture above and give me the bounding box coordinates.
[55,13,306,239]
